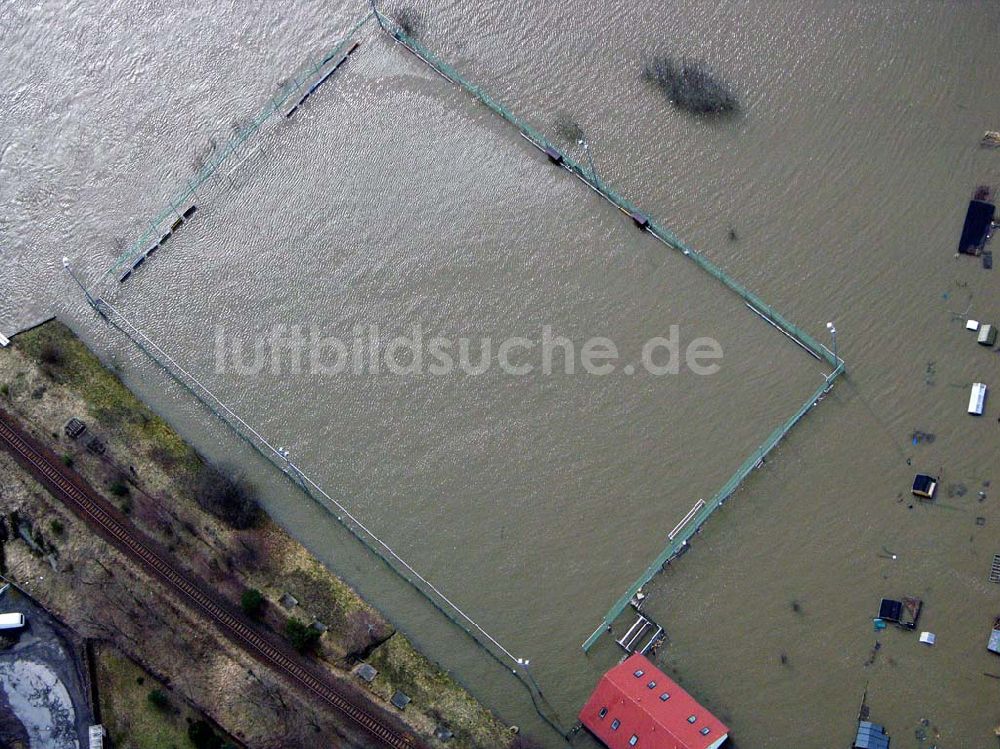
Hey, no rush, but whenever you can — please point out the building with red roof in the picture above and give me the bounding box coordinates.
[579,653,729,749]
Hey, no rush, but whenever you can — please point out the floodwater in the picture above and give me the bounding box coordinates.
[2,1,1000,747]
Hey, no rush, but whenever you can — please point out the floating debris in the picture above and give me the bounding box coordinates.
[911,430,936,445]
[864,640,883,666]
[878,597,923,629]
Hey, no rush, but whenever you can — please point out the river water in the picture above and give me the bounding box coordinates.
[2,1,999,747]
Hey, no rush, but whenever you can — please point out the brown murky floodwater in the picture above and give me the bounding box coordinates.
[3,1,1000,746]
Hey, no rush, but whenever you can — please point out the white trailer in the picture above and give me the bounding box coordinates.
[969,382,988,415]
[0,613,25,630]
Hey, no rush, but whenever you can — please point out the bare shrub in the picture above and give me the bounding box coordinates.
[194,463,264,530]
[396,7,424,37]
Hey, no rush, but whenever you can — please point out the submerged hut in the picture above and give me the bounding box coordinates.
[958,187,996,255]
[978,324,997,346]
[878,597,923,629]
[854,721,891,749]
[911,474,938,499]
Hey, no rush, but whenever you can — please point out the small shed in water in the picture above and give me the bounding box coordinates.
[911,474,938,499]
[988,618,1000,655]
[853,721,891,749]
[969,383,987,415]
[958,189,996,255]
[978,324,997,346]
[878,597,922,629]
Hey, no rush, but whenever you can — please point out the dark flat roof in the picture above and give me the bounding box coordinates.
[958,199,995,254]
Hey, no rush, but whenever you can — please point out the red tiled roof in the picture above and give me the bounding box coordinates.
[579,654,728,749]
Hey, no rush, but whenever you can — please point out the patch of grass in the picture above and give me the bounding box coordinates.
[95,646,197,749]
[147,688,170,710]
[367,634,510,748]
[16,321,199,473]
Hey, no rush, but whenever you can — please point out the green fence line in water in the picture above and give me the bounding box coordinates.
[375,14,845,651]
[93,298,569,739]
[98,12,375,288]
[582,363,843,651]
[382,19,835,369]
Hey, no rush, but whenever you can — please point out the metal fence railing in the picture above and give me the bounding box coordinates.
[94,12,375,290]
[582,363,843,651]
[371,10,846,651]
[82,1,846,705]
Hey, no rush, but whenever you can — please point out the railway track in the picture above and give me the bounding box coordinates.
[0,409,419,749]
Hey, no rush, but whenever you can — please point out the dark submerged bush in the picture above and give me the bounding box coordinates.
[643,56,738,115]
[554,115,585,146]
[396,7,424,38]
[194,464,264,530]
